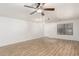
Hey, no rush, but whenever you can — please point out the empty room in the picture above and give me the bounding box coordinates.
[0,3,79,56]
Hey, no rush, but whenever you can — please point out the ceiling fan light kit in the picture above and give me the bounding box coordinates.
[37,9,43,13]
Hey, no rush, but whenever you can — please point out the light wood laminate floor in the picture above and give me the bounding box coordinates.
[0,37,79,56]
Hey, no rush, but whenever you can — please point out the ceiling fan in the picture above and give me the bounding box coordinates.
[24,3,55,16]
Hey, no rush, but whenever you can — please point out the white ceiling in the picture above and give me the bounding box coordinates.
[0,3,79,22]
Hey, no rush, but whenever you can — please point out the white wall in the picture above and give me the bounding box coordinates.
[1,16,79,47]
[44,19,79,41]
[44,3,79,41]
[0,16,43,47]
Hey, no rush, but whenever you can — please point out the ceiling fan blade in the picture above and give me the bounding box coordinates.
[24,5,36,9]
[30,10,37,15]
[44,8,55,11]
[41,12,45,16]
[36,3,40,8]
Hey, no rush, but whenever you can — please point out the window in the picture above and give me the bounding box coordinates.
[57,23,73,35]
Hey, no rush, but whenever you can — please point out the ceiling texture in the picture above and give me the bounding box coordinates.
[0,3,79,22]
